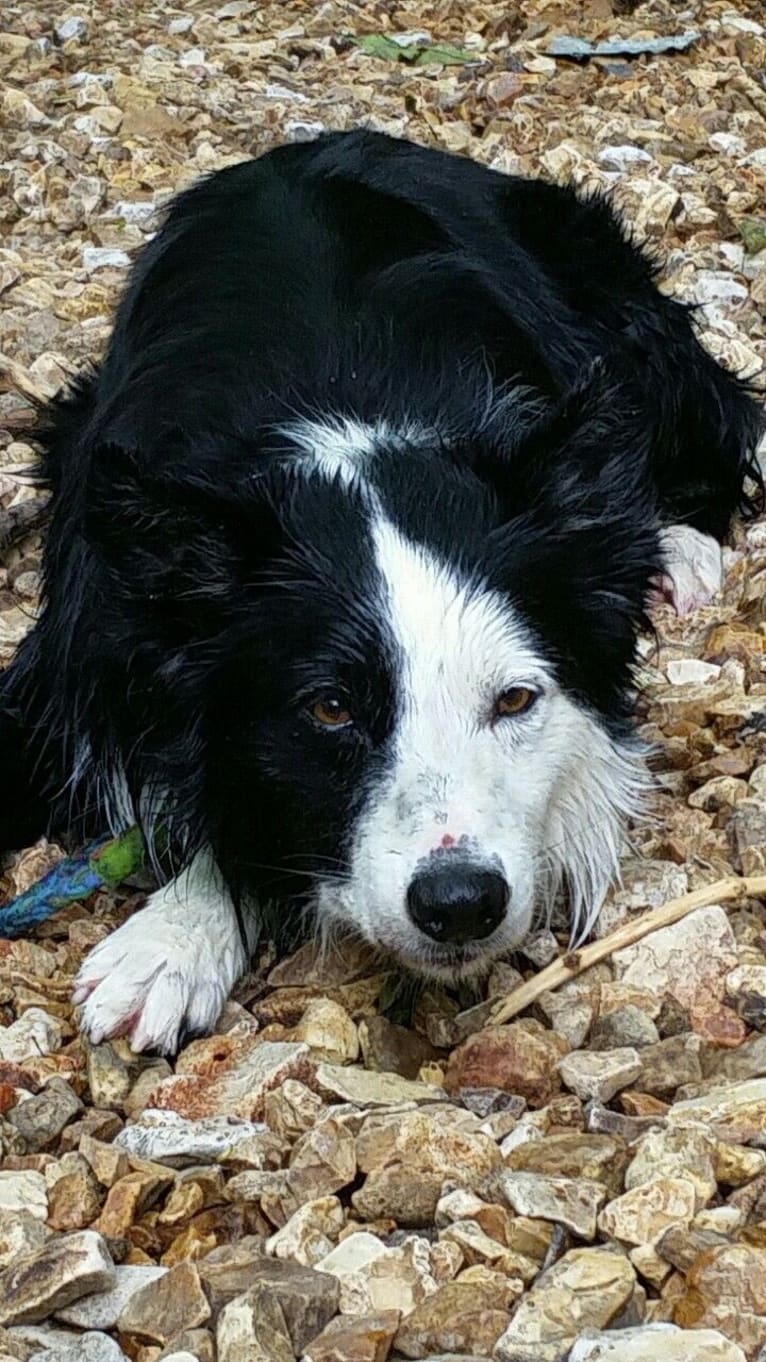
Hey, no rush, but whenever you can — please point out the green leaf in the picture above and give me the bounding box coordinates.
[739,217,766,256]
[356,34,476,66]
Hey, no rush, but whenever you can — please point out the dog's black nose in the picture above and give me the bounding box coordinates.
[406,865,509,945]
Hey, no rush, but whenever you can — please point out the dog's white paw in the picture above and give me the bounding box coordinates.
[72,853,248,1055]
[655,524,723,616]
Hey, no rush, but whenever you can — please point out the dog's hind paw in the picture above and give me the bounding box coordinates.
[654,524,723,616]
[72,852,248,1055]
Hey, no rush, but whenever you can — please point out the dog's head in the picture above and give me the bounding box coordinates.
[89,375,661,978]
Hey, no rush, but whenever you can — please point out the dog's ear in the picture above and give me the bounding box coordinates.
[84,443,284,634]
[486,363,663,711]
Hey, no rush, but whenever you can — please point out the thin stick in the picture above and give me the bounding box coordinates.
[490,874,766,1026]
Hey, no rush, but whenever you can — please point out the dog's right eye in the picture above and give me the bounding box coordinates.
[310,696,353,729]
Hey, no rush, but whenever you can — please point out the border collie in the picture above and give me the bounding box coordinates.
[1,130,762,1054]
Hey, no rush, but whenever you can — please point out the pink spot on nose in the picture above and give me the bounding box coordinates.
[440,834,456,849]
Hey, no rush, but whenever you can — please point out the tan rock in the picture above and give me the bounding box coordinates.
[668,1078,766,1142]
[445,1023,568,1108]
[0,1230,114,1326]
[394,1275,514,1359]
[294,1000,359,1062]
[303,1310,400,1362]
[725,965,766,1029]
[92,1167,174,1237]
[503,1132,628,1195]
[80,1134,130,1187]
[266,1196,345,1266]
[353,1109,500,1225]
[612,907,738,1011]
[713,1141,766,1186]
[497,1171,606,1239]
[313,1063,444,1108]
[625,1126,717,1208]
[324,1237,436,1317]
[637,1035,704,1098]
[558,1048,642,1103]
[358,1016,436,1081]
[288,1116,358,1206]
[598,1177,698,1247]
[674,1244,766,1358]
[216,1281,293,1362]
[494,1247,636,1361]
[438,1220,536,1283]
[117,1261,210,1345]
[263,1079,326,1141]
[215,1256,339,1354]
[46,1152,105,1231]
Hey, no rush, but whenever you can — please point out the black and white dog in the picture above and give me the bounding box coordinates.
[1,130,762,1053]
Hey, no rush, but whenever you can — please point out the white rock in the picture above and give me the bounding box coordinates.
[598,145,653,172]
[29,1334,128,1362]
[0,1008,63,1063]
[708,132,747,157]
[55,1265,167,1329]
[113,1109,269,1165]
[666,658,721,685]
[570,1323,747,1360]
[692,271,749,305]
[0,1171,48,1221]
[316,1233,389,1279]
[558,1048,642,1103]
[612,906,737,1010]
[720,10,763,34]
[55,16,89,42]
[82,247,131,271]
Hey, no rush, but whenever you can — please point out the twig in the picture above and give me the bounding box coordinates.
[490,874,766,1026]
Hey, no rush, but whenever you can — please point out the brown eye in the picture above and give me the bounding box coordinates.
[495,687,538,718]
[311,696,353,728]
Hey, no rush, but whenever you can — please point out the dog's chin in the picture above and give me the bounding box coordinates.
[382,932,512,984]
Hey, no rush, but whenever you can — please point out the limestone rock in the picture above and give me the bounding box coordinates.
[569,1324,747,1360]
[322,1237,436,1317]
[598,1178,698,1247]
[624,1126,717,1208]
[0,1210,51,1270]
[7,1079,81,1151]
[145,1036,314,1121]
[358,1016,436,1081]
[294,1000,360,1062]
[638,1035,704,1099]
[112,1109,270,1167]
[0,1230,114,1326]
[303,1310,400,1362]
[668,1078,766,1142]
[117,1262,210,1345]
[0,1171,48,1221]
[26,1333,128,1362]
[0,1011,63,1065]
[353,1109,500,1225]
[266,1196,345,1267]
[503,1132,629,1196]
[445,1023,568,1108]
[56,1265,168,1329]
[207,1255,339,1354]
[725,966,766,1029]
[394,1275,514,1359]
[558,1048,642,1103]
[494,1247,636,1361]
[612,907,738,1010]
[674,1244,766,1359]
[497,1171,606,1239]
[313,1063,444,1108]
[46,1153,104,1232]
[216,1282,293,1362]
[590,1008,660,1051]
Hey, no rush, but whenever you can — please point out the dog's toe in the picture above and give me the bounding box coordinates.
[656,525,723,616]
[74,916,227,1055]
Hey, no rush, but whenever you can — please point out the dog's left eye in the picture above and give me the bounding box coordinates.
[310,696,353,729]
[495,686,538,718]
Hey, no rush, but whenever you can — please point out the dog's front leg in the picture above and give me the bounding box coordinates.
[654,524,724,616]
[73,849,254,1055]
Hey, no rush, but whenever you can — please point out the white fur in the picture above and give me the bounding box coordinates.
[657,524,723,615]
[74,849,254,1054]
[281,416,431,488]
[317,517,646,978]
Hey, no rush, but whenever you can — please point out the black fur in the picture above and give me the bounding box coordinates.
[1,129,763,929]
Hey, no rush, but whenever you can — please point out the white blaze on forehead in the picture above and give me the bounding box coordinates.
[371,514,546,742]
[281,417,432,489]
